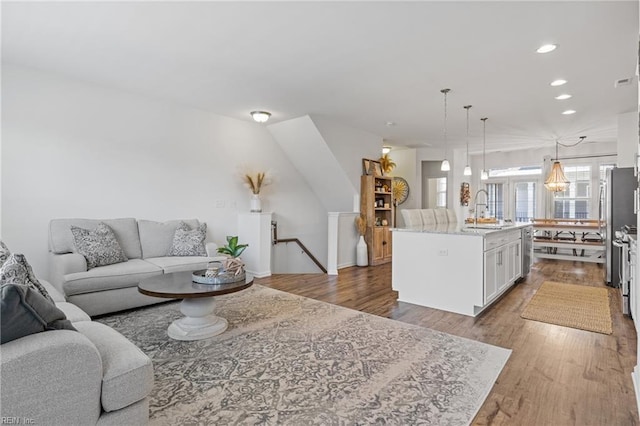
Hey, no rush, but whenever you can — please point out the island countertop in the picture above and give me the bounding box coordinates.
[391,222,532,237]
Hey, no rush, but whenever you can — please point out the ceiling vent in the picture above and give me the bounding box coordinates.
[614,77,633,88]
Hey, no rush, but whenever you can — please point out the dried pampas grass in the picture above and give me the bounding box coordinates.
[355,215,367,236]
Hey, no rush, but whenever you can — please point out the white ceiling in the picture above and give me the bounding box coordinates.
[2,1,638,153]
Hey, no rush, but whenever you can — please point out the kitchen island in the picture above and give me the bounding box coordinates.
[392,223,532,317]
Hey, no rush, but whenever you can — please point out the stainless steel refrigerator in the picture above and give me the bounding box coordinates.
[605,167,637,287]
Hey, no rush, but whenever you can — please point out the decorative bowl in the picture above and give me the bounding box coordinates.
[192,269,246,285]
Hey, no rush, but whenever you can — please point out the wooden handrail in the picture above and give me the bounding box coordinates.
[271,221,327,273]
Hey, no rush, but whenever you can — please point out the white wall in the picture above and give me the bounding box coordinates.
[267,115,356,213]
[388,148,417,227]
[2,65,328,276]
[311,114,383,191]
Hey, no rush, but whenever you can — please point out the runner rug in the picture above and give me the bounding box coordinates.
[521,281,613,334]
[98,285,511,425]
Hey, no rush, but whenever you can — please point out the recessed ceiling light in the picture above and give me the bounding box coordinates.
[386,121,397,127]
[537,44,557,54]
[562,110,576,115]
[555,94,572,100]
[550,79,567,87]
[250,111,271,123]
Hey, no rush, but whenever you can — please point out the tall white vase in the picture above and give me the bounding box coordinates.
[250,193,262,212]
[356,235,368,267]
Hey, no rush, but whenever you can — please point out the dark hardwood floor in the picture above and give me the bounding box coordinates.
[256,259,639,425]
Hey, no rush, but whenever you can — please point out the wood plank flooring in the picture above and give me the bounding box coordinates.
[256,259,639,425]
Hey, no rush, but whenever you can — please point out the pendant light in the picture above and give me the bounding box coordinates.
[440,88,451,171]
[463,105,472,176]
[544,140,570,192]
[480,117,488,180]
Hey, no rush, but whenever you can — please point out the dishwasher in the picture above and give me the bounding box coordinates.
[520,226,533,280]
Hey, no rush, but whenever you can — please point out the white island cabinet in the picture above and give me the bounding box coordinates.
[392,224,530,317]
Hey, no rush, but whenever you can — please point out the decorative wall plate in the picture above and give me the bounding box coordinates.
[392,177,410,205]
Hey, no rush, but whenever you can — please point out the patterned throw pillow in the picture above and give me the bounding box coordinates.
[167,222,207,257]
[0,241,10,266]
[0,253,54,303]
[70,222,128,269]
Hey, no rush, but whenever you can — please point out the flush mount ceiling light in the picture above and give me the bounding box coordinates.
[562,109,576,115]
[463,105,472,176]
[550,79,568,87]
[537,44,557,54]
[555,94,572,100]
[385,121,397,127]
[382,146,391,154]
[250,111,271,123]
[480,117,488,180]
[440,88,451,172]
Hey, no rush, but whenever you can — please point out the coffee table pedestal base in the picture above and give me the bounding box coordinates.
[167,297,228,341]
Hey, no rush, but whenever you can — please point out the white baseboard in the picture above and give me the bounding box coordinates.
[247,269,271,278]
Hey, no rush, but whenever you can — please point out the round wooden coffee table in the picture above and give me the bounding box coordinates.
[138,271,253,341]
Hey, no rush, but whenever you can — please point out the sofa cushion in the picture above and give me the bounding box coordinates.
[41,279,66,303]
[138,219,200,259]
[63,259,162,296]
[1,254,54,303]
[1,284,76,344]
[74,321,154,412]
[146,256,226,274]
[49,218,142,259]
[71,223,129,269]
[56,302,92,323]
[167,222,207,257]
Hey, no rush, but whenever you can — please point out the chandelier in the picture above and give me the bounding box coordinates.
[544,139,572,192]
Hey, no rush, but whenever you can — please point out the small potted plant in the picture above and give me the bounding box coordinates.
[217,236,248,278]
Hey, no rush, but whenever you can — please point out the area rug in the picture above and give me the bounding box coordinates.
[98,285,511,425]
[521,281,613,334]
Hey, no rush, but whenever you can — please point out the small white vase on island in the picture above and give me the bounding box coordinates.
[356,235,368,266]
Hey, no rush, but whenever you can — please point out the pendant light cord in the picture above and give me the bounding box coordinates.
[441,88,450,159]
[557,136,587,149]
[481,117,488,171]
[464,105,472,164]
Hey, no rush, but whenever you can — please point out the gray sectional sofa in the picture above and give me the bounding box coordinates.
[48,218,225,316]
[1,280,154,425]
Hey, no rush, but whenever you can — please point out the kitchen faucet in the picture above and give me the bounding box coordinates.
[474,189,489,224]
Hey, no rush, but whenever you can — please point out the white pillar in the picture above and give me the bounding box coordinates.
[327,212,340,275]
[238,212,272,278]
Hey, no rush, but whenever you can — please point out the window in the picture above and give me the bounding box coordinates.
[486,183,504,220]
[554,165,591,219]
[514,181,536,222]
[436,178,447,207]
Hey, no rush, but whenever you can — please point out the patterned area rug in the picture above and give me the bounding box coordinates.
[521,281,613,334]
[98,285,511,425]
